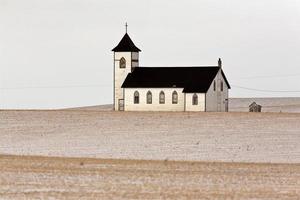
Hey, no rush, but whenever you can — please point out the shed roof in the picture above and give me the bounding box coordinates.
[249,102,262,107]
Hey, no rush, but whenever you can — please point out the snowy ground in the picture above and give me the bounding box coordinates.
[1,155,299,200]
[1,110,299,163]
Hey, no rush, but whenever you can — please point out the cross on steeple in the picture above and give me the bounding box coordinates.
[125,22,128,33]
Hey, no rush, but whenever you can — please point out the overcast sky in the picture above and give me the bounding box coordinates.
[1,0,300,109]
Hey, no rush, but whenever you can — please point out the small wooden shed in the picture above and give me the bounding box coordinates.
[249,102,262,112]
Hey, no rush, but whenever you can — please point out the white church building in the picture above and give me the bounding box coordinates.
[113,31,230,112]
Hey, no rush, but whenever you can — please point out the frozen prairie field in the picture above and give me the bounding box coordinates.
[1,109,299,163]
[1,155,299,200]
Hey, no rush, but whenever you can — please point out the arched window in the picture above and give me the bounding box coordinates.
[147,91,152,104]
[172,91,178,104]
[159,91,165,104]
[120,57,126,68]
[134,91,139,104]
[221,81,224,92]
[213,80,216,91]
[192,93,198,105]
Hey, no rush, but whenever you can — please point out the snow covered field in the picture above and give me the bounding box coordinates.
[1,155,299,200]
[1,104,300,199]
[1,110,299,163]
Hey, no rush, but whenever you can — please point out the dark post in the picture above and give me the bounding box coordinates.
[218,58,222,68]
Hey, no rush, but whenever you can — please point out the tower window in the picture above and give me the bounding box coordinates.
[172,91,178,104]
[159,91,165,104]
[221,81,224,92]
[134,91,139,104]
[192,94,198,105]
[147,91,152,104]
[213,81,216,91]
[120,57,126,68]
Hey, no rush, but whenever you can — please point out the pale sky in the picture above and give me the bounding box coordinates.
[1,0,300,109]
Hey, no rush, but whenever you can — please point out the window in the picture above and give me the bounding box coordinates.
[120,57,126,68]
[134,91,139,104]
[147,91,152,104]
[159,91,165,104]
[221,81,224,92]
[213,81,216,91]
[192,94,198,105]
[172,91,178,104]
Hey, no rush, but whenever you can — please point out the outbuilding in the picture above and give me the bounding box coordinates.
[249,102,262,112]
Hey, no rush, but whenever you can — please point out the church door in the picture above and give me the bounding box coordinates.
[118,99,124,111]
[225,99,229,112]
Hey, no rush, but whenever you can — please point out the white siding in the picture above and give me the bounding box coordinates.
[124,88,185,111]
[131,52,139,70]
[114,52,139,110]
[185,93,205,111]
[206,69,229,112]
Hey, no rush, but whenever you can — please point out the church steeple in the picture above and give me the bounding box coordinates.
[113,25,140,111]
[112,24,141,52]
[112,33,141,52]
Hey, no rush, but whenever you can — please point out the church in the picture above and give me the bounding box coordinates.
[113,29,230,112]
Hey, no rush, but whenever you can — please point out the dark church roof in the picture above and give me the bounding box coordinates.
[122,67,230,93]
[112,33,141,52]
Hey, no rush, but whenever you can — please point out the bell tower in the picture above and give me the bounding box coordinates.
[112,23,141,111]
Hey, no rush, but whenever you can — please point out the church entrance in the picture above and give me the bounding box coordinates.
[225,99,229,112]
[118,99,124,111]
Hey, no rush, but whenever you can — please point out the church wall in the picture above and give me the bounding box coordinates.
[205,71,219,112]
[185,93,205,111]
[124,88,185,111]
[120,69,229,112]
[132,52,139,60]
[206,69,229,112]
[222,81,229,111]
[131,52,139,70]
[114,52,134,110]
